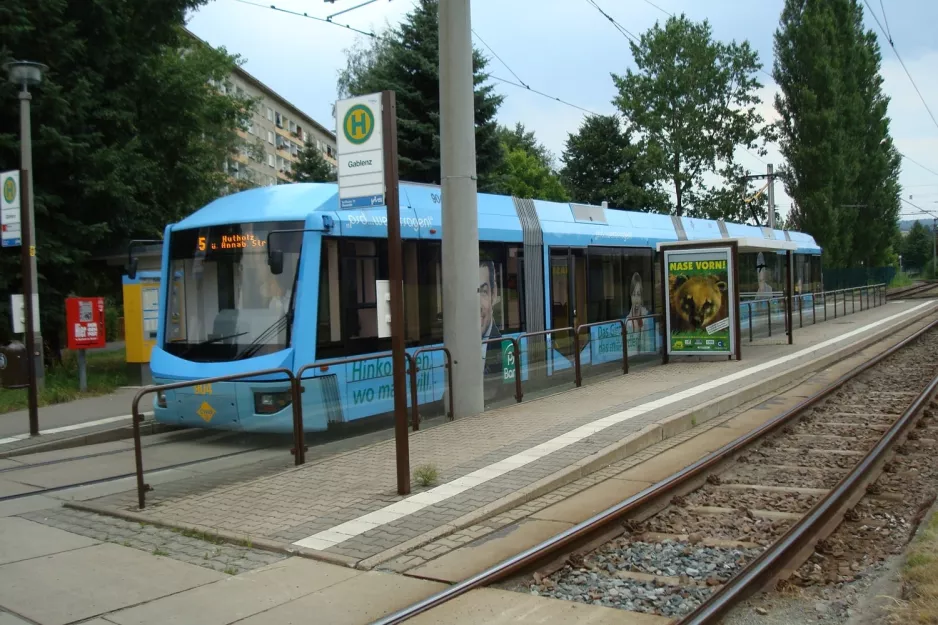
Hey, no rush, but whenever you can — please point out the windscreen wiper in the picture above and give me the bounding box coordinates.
[234,316,290,361]
[181,332,249,357]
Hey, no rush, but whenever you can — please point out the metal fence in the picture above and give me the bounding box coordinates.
[128,285,886,508]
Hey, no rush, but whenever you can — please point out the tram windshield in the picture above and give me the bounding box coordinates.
[163,220,304,362]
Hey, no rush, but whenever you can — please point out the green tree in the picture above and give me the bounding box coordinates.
[560,114,667,212]
[0,3,251,352]
[901,221,933,271]
[289,141,337,183]
[691,164,777,224]
[336,0,504,190]
[612,15,769,216]
[486,123,567,201]
[497,123,554,168]
[774,0,900,267]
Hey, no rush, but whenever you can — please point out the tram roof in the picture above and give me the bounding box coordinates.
[172,181,822,255]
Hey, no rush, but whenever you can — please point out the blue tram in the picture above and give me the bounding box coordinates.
[149,182,822,433]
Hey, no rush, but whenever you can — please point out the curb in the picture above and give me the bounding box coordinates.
[354,303,938,570]
[0,416,171,460]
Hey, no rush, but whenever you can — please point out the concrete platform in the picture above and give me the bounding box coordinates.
[0,543,222,625]
[72,299,937,572]
[407,588,672,624]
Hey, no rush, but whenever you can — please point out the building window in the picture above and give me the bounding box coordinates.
[298,127,305,142]
[326,145,335,158]
[275,112,283,128]
[289,120,297,135]
[267,131,274,145]
[268,153,275,168]
[290,142,299,157]
[267,107,273,121]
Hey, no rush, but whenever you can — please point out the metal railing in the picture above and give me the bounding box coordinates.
[481,337,522,403]
[130,367,299,509]
[410,346,454,430]
[573,314,663,387]
[297,350,418,428]
[740,284,885,343]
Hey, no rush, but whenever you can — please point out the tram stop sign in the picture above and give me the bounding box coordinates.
[66,297,107,351]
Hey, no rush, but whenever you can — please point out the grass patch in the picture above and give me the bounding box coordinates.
[172,527,227,545]
[413,463,440,488]
[152,547,169,557]
[888,509,938,623]
[223,566,238,575]
[0,347,131,414]
[889,271,916,288]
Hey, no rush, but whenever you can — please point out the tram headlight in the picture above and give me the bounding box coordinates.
[156,391,167,408]
[254,390,293,415]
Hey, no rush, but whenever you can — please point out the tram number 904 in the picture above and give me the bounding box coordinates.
[194,384,213,395]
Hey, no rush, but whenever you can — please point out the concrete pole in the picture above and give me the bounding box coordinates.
[439,0,484,417]
[19,89,45,385]
[767,164,775,230]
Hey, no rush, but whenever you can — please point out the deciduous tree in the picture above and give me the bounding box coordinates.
[560,114,667,212]
[774,0,900,267]
[0,1,252,352]
[612,15,769,216]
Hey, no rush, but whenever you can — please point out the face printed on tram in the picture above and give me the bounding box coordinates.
[629,272,644,317]
[480,261,500,339]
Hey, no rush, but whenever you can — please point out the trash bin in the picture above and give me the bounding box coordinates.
[0,341,29,389]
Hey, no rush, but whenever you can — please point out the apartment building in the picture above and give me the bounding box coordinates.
[186,29,337,188]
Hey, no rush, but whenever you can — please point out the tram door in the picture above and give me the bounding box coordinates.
[549,248,588,363]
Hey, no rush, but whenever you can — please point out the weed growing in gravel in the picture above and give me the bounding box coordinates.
[174,527,226,545]
[224,566,238,575]
[887,509,938,623]
[152,547,169,557]
[413,463,440,487]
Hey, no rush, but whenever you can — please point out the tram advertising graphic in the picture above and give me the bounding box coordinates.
[665,248,735,356]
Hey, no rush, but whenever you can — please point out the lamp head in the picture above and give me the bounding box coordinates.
[4,61,47,88]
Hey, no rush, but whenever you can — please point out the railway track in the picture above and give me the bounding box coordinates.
[371,318,938,625]
[888,281,938,299]
[0,429,291,503]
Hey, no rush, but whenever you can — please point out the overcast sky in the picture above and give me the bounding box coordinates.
[186,0,938,223]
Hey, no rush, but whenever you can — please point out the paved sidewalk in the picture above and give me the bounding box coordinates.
[75,300,937,569]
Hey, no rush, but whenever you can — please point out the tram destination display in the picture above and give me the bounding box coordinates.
[664,247,736,356]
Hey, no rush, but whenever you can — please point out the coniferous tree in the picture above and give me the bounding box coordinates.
[289,141,337,183]
[336,0,504,190]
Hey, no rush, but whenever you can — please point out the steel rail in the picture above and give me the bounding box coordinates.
[679,350,938,623]
[889,281,936,299]
[368,317,938,625]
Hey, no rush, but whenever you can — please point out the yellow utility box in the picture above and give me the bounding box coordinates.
[123,272,161,383]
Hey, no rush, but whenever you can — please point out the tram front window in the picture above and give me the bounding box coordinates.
[163,221,303,362]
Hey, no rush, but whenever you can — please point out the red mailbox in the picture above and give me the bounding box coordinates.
[66,297,107,351]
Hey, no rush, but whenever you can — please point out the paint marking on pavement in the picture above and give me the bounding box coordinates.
[0,413,154,446]
[292,301,937,552]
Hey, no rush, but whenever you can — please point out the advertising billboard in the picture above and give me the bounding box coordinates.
[664,247,736,356]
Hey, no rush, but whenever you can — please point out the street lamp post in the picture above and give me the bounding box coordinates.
[5,60,47,399]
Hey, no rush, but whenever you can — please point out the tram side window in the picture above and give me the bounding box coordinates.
[342,239,388,340]
[480,243,524,336]
[586,247,654,324]
[587,248,626,323]
[417,242,444,342]
[625,250,654,321]
[317,239,342,348]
